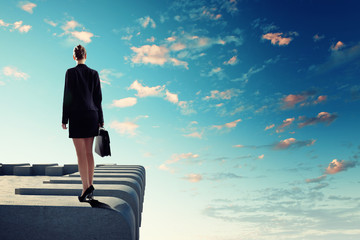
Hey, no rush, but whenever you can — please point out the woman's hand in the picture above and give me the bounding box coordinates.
[62,124,67,130]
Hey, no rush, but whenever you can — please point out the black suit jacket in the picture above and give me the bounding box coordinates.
[62,64,104,124]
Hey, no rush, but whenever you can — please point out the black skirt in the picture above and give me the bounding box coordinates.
[69,110,99,138]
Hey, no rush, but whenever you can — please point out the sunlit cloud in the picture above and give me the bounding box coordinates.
[275,138,315,150]
[313,34,325,42]
[183,173,202,182]
[306,175,327,183]
[262,32,293,46]
[212,119,241,130]
[20,2,36,14]
[233,144,244,148]
[3,66,29,80]
[325,159,357,174]
[166,152,199,164]
[264,124,275,131]
[128,80,165,97]
[158,164,175,173]
[298,112,338,128]
[223,55,238,65]
[309,42,360,74]
[258,154,264,159]
[276,117,295,133]
[138,16,156,28]
[111,97,137,108]
[331,41,345,51]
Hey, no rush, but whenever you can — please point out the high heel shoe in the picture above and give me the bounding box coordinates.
[78,185,95,202]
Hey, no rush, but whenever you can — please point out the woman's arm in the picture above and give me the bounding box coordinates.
[62,70,72,125]
[93,71,104,126]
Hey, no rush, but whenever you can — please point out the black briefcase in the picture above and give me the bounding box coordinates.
[95,127,111,157]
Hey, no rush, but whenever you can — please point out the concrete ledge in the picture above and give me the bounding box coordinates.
[14,166,33,176]
[63,164,78,175]
[45,166,63,176]
[44,177,144,211]
[94,169,145,186]
[69,173,144,191]
[0,196,136,240]
[32,164,58,175]
[2,164,30,175]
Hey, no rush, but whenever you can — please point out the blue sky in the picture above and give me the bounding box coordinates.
[1,0,360,239]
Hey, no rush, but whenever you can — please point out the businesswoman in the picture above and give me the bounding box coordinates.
[61,45,104,202]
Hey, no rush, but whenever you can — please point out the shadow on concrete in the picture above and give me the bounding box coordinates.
[87,199,113,211]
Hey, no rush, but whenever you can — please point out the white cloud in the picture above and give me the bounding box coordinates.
[109,120,139,136]
[0,19,10,27]
[165,90,179,103]
[3,66,29,80]
[138,16,156,28]
[99,69,123,85]
[130,44,188,69]
[11,20,32,33]
[258,154,265,159]
[158,164,175,173]
[20,2,36,14]
[265,124,275,131]
[146,36,155,42]
[171,42,186,51]
[71,31,94,43]
[111,97,137,108]
[183,173,202,182]
[59,20,95,43]
[183,132,203,139]
[166,153,199,164]
[204,89,241,100]
[44,19,57,27]
[62,20,80,31]
[128,80,165,98]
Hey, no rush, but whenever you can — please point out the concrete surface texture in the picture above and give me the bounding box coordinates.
[0,164,145,240]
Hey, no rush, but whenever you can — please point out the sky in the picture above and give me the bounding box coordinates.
[1,0,360,239]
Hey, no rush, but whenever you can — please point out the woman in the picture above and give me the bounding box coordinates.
[61,45,104,202]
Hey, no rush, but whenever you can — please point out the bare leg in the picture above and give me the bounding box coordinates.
[73,138,90,195]
[84,137,95,187]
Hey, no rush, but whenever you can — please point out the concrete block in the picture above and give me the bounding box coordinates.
[15,184,141,239]
[45,166,63,176]
[0,196,136,240]
[63,164,78,175]
[32,164,58,175]
[14,166,33,176]
[2,164,30,175]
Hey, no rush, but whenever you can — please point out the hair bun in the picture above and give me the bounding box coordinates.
[73,45,86,60]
